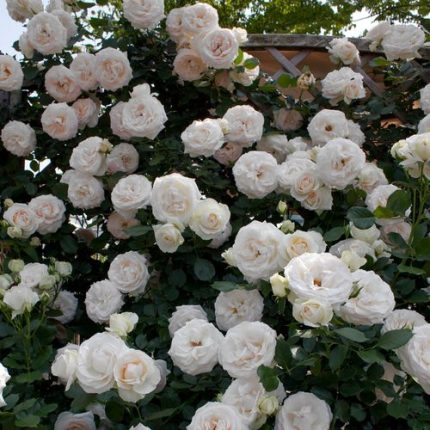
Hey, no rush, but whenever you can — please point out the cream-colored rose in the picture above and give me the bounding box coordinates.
[292,299,333,327]
[0,55,24,92]
[3,203,39,238]
[153,223,184,253]
[27,12,68,55]
[95,48,133,91]
[307,109,349,146]
[181,3,218,37]
[67,172,105,209]
[321,67,365,105]
[188,402,247,430]
[173,48,208,82]
[41,102,79,141]
[51,343,79,390]
[106,211,140,240]
[273,108,303,132]
[107,143,139,174]
[29,194,66,234]
[123,0,164,30]
[168,305,208,336]
[70,53,98,91]
[72,98,99,129]
[1,120,36,157]
[301,187,333,212]
[213,142,243,165]
[382,24,425,61]
[6,0,43,22]
[297,71,316,90]
[355,162,388,193]
[327,37,360,65]
[3,285,39,318]
[107,312,138,337]
[54,411,96,430]
[280,230,326,265]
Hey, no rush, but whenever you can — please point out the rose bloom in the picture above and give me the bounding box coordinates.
[297,71,316,90]
[307,109,350,146]
[350,223,380,244]
[3,285,39,318]
[233,151,279,199]
[273,108,303,132]
[110,102,133,140]
[1,120,36,157]
[192,27,239,69]
[365,21,391,51]
[19,32,34,59]
[280,230,326,265]
[111,174,152,219]
[189,198,230,240]
[18,262,49,288]
[3,203,39,238]
[213,141,243,165]
[168,319,224,376]
[27,12,67,55]
[52,9,77,41]
[316,138,366,190]
[108,251,150,296]
[365,184,403,225]
[381,309,427,335]
[418,114,430,134]
[289,163,323,203]
[51,343,79,390]
[208,222,232,249]
[382,24,425,61]
[52,290,78,324]
[229,52,260,87]
[284,253,353,306]
[151,173,201,225]
[321,67,366,105]
[181,118,225,158]
[346,120,365,146]
[166,7,184,43]
[329,238,376,262]
[278,157,315,194]
[72,98,99,129]
[70,53,98,91]
[107,312,138,338]
[256,134,289,163]
[123,0,164,30]
[187,402,247,430]
[230,220,285,282]
[301,186,333,212]
[114,349,161,402]
[0,362,10,407]
[215,289,264,331]
[0,55,24,92]
[153,223,184,253]
[41,102,79,141]
[355,162,388,193]
[327,37,360,65]
[173,48,208,82]
[54,411,96,430]
[292,299,333,327]
[29,194,66,234]
[107,142,139,174]
[275,392,333,430]
[181,2,219,37]
[106,211,139,240]
[76,332,128,394]
[168,305,208,337]
[67,173,105,209]
[95,47,133,91]
[85,280,124,324]
[420,84,430,115]
[6,0,43,22]
[219,321,277,378]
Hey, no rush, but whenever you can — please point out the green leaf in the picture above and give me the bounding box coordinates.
[60,235,78,254]
[329,345,348,371]
[323,226,344,242]
[105,400,125,422]
[243,57,259,69]
[126,225,153,237]
[193,258,215,281]
[14,398,37,413]
[398,264,425,276]
[385,189,411,216]
[15,371,43,384]
[387,400,409,418]
[277,73,297,88]
[234,49,244,65]
[211,281,238,292]
[334,327,367,343]
[346,207,375,229]
[275,338,292,369]
[415,238,430,260]
[15,415,40,428]
[146,408,179,421]
[257,365,279,392]
[356,349,385,363]
[377,329,413,350]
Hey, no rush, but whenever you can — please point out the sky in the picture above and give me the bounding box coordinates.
[0,6,376,56]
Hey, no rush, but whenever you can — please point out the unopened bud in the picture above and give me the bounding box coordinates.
[270,273,289,298]
[258,396,279,415]
[280,220,295,234]
[7,226,22,239]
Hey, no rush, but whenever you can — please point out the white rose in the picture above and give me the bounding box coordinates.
[107,312,138,337]
[350,223,380,244]
[219,321,276,378]
[0,274,13,291]
[9,259,24,273]
[27,12,67,55]
[70,136,110,176]
[110,102,133,140]
[0,363,10,407]
[215,289,264,332]
[182,3,218,37]
[280,230,326,265]
[230,52,260,87]
[192,27,238,69]
[381,24,425,61]
[19,32,34,59]
[51,343,79,390]
[233,151,278,199]
[151,173,201,225]
[67,172,105,209]
[123,0,164,30]
[355,162,388,193]
[285,253,353,306]
[52,290,78,324]
[76,332,128,394]
[3,286,39,318]
[54,411,96,430]
[222,376,286,427]
[6,0,43,22]
[108,251,150,296]
[29,194,66,234]
[321,67,366,105]
[54,260,73,277]
[51,9,77,41]
[256,134,289,163]
[230,220,284,282]
[72,98,99,129]
[187,402,247,430]
[153,223,184,253]
[403,132,430,163]
[277,157,314,194]
[288,162,321,203]
[316,138,366,189]
[327,37,360,65]
[111,174,152,219]
[307,109,349,146]
[3,203,39,238]
[365,22,391,50]
[301,187,333,212]
[382,309,427,335]
[0,55,24,92]
[173,48,208,82]
[346,120,365,146]
[1,120,36,157]
[41,102,79,141]
[214,142,244,166]
[107,211,140,240]
[114,349,161,402]
[335,270,395,325]
[153,359,169,393]
[95,48,133,91]
[168,319,224,376]
[420,84,430,115]
[85,280,124,324]
[166,8,184,43]
[181,118,224,158]
[107,143,139,174]
[208,222,232,249]
[168,305,208,337]
[365,184,403,225]
[189,198,230,240]
[273,108,303,132]
[329,238,376,262]
[292,299,333,327]
[418,114,430,134]
[275,392,333,430]
[70,53,98,92]
[232,27,248,45]
[18,263,49,289]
